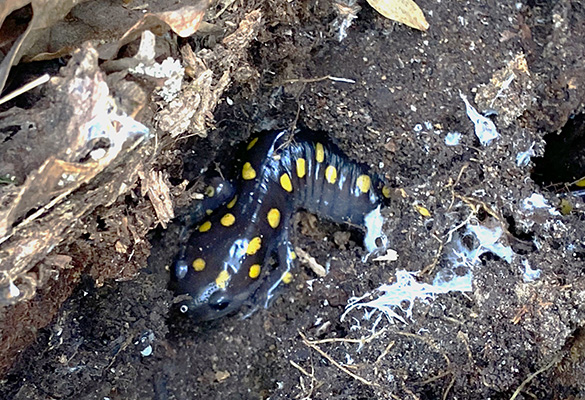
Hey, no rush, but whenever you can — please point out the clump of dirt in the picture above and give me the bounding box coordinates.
[2,0,585,399]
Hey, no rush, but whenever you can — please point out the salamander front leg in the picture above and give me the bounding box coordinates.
[179,175,236,242]
[241,233,297,319]
[263,233,297,309]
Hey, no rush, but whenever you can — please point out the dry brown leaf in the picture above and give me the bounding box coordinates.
[0,0,82,94]
[366,0,429,31]
[0,0,31,28]
[0,0,210,94]
[98,1,210,60]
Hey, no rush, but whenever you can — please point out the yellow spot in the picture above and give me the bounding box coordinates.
[220,213,235,227]
[280,173,293,192]
[205,186,215,197]
[415,204,431,217]
[356,175,371,193]
[205,209,213,215]
[267,208,281,229]
[215,270,230,289]
[199,221,212,232]
[282,271,294,284]
[193,258,206,271]
[325,165,337,184]
[249,264,261,279]
[247,137,259,150]
[559,198,573,215]
[296,158,306,178]
[242,162,256,180]
[247,237,262,255]
[315,143,324,163]
[227,195,237,209]
[382,185,391,198]
[576,177,585,187]
[290,251,296,260]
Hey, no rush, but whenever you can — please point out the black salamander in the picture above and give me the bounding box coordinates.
[172,129,390,320]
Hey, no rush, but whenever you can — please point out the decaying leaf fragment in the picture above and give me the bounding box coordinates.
[0,0,82,94]
[0,0,211,96]
[0,43,150,305]
[98,1,210,60]
[139,169,174,229]
[366,0,429,31]
[157,9,262,138]
[474,54,535,128]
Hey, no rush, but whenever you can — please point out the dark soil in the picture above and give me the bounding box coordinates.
[3,0,585,399]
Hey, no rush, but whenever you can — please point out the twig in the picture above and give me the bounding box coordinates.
[417,370,451,385]
[509,356,560,400]
[402,384,421,400]
[289,82,306,132]
[455,194,502,222]
[0,73,50,106]
[280,75,356,85]
[446,164,469,212]
[211,0,237,20]
[290,355,319,399]
[307,327,387,346]
[299,331,379,387]
[419,234,444,276]
[442,373,456,400]
[456,331,474,363]
[375,340,395,365]
[290,360,313,378]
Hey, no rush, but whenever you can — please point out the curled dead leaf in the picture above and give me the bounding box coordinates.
[366,0,429,31]
[98,1,210,60]
[0,0,82,93]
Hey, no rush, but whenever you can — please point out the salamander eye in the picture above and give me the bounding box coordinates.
[174,259,189,279]
[208,292,230,311]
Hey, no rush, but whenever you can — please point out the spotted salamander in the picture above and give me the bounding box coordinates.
[172,129,390,320]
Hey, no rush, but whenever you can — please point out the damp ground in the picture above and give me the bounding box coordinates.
[2,1,585,399]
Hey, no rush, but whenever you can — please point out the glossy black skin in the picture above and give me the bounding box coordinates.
[171,129,386,321]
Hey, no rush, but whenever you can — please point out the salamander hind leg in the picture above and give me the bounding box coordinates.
[363,204,388,257]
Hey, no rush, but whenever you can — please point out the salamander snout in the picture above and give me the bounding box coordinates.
[208,291,231,311]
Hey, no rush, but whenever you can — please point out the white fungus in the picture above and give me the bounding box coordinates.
[459,91,499,145]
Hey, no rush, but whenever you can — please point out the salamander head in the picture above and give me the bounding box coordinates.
[171,225,266,321]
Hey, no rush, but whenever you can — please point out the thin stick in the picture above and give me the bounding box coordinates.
[442,373,456,400]
[299,331,379,387]
[290,360,313,378]
[280,75,356,85]
[509,356,560,400]
[308,327,387,345]
[0,74,50,106]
